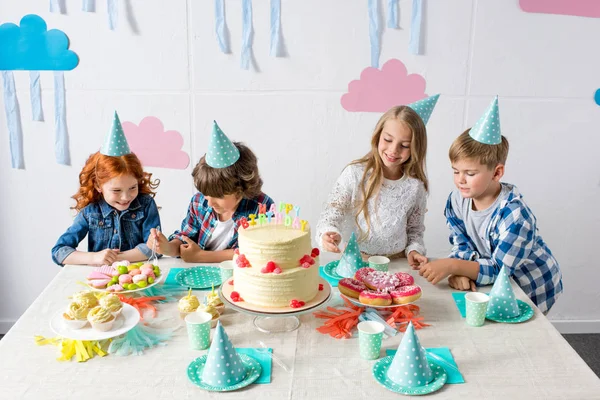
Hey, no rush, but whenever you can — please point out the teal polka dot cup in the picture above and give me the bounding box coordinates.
[219,260,235,283]
[368,256,390,272]
[185,312,213,350]
[466,292,490,327]
[358,321,385,360]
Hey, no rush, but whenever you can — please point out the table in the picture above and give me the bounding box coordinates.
[0,255,598,399]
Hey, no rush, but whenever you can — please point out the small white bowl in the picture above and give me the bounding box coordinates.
[89,317,115,332]
[63,317,88,330]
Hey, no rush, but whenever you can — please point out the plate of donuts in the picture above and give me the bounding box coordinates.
[337,268,422,308]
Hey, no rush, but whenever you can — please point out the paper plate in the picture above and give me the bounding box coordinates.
[486,300,534,324]
[187,354,262,392]
[322,260,369,281]
[373,356,447,395]
[87,272,163,294]
[175,266,222,290]
[340,291,420,309]
[49,303,140,341]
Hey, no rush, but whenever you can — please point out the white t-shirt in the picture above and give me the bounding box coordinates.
[205,218,236,251]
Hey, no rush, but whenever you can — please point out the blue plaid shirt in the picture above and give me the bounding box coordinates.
[445,184,563,313]
[169,192,274,250]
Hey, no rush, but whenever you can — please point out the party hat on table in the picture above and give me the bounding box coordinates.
[407,94,440,125]
[469,96,502,145]
[201,321,246,387]
[386,322,434,387]
[336,232,363,278]
[100,111,131,156]
[486,266,520,319]
[206,121,240,168]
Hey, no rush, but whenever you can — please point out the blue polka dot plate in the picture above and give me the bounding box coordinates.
[373,356,447,395]
[486,300,534,324]
[187,353,262,392]
[322,260,369,281]
[175,266,222,290]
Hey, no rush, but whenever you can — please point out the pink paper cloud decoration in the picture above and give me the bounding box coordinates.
[519,0,600,18]
[341,59,428,113]
[122,116,190,169]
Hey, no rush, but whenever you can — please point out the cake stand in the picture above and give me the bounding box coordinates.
[219,277,332,333]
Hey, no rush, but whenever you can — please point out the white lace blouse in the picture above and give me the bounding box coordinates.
[315,163,427,257]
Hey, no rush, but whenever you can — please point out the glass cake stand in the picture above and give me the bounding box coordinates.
[219,277,332,333]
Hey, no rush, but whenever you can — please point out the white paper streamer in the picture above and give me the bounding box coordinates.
[269,0,281,57]
[409,0,423,55]
[82,0,95,12]
[215,0,229,53]
[54,72,70,166]
[29,71,44,121]
[240,0,253,70]
[108,0,118,30]
[387,0,399,28]
[1,71,25,169]
[368,0,380,68]
[49,0,63,13]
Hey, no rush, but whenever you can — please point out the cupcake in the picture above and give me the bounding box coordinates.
[178,293,200,319]
[62,302,90,329]
[99,294,123,316]
[72,291,99,308]
[197,304,220,328]
[87,306,116,332]
[206,292,225,314]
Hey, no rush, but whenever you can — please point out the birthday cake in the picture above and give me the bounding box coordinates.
[232,202,320,308]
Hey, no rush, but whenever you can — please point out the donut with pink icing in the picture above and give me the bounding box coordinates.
[338,278,367,299]
[395,272,415,287]
[363,271,400,292]
[354,267,375,283]
[359,290,392,306]
[390,285,422,304]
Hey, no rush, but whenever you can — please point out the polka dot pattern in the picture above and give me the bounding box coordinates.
[187,354,262,392]
[206,121,240,168]
[407,94,440,125]
[201,322,247,387]
[469,96,502,145]
[359,331,383,360]
[187,320,211,350]
[373,356,447,395]
[487,300,534,324]
[485,266,520,319]
[323,260,369,281]
[336,232,363,278]
[176,267,222,289]
[100,111,131,156]
[387,322,434,387]
[466,299,488,327]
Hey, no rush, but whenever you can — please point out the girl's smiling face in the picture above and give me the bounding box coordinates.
[98,174,139,211]
[378,118,412,177]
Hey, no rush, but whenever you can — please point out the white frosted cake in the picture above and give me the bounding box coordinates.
[232,214,320,308]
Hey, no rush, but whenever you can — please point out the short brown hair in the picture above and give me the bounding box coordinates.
[449,129,509,169]
[192,142,264,199]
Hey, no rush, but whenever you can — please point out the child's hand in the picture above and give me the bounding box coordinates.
[448,275,477,291]
[179,236,202,262]
[408,251,428,269]
[92,249,120,266]
[321,232,341,253]
[418,259,453,285]
[147,228,175,256]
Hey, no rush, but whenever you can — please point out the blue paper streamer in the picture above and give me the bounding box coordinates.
[269,0,281,57]
[368,0,380,68]
[409,0,423,55]
[387,0,399,28]
[53,72,70,166]
[49,0,64,13]
[29,71,44,122]
[108,0,118,30]
[1,71,25,169]
[108,324,174,356]
[241,0,253,70]
[214,0,229,53]
[82,0,95,12]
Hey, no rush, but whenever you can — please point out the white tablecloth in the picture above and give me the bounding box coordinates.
[0,255,598,399]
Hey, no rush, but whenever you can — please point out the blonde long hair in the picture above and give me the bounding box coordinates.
[350,106,428,241]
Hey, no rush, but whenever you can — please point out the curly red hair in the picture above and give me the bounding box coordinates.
[71,152,159,211]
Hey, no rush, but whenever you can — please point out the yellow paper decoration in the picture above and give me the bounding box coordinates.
[35,335,109,362]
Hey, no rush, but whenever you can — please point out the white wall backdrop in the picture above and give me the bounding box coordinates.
[0,0,598,333]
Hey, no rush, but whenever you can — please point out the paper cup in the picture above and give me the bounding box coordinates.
[219,260,235,283]
[466,292,490,327]
[368,256,390,272]
[186,312,213,350]
[358,321,385,360]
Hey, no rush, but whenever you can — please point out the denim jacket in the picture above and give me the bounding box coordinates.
[52,194,161,266]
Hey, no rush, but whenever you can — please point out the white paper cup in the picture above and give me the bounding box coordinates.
[358,321,385,360]
[219,260,235,283]
[466,292,490,327]
[186,312,213,350]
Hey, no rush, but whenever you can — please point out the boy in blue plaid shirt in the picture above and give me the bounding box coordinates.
[148,122,274,263]
[418,99,562,313]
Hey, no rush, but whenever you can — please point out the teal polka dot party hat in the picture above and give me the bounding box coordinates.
[100,111,131,156]
[407,94,440,125]
[386,322,434,387]
[206,121,240,168]
[201,321,247,388]
[336,232,363,278]
[485,266,520,319]
[469,96,502,145]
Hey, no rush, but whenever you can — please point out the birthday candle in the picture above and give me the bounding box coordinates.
[300,220,308,231]
[258,203,267,214]
[258,214,267,225]
[285,203,293,214]
[266,211,274,223]
[248,214,257,226]
[293,205,300,218]
[284,215,292,227]
[275,212,283,225]
[292,217,301,229]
